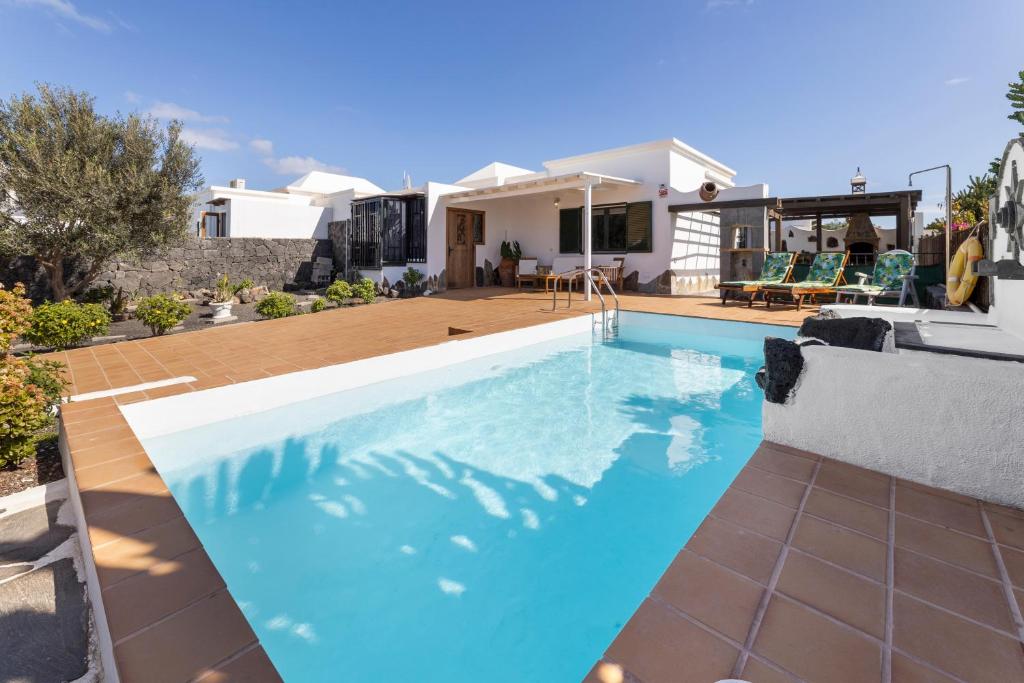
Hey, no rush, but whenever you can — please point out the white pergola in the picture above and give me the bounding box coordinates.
[446,171,640,300]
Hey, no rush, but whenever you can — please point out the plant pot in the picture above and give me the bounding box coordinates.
[498,258,516,287]
[210,301,234,320]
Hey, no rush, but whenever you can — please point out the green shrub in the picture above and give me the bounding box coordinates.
[81,285,114,305]
[325,279,353,304]
[353,278,377,304]
[310,297,326,313]
[24,300,110,350]
[0,282,33,355]
[135,294,191,336]
[255,291,295,319]
[402,267,424,291]
[1,356,52,467]
[24,355,68,413]
[234,278,254,294]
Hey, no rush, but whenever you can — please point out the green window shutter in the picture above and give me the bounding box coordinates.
[559,207,582,254]
[626,201,652,252]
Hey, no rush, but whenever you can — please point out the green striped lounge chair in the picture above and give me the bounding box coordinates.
[716,252,796,307]
[835,249,920,307]
[763,251,850,311]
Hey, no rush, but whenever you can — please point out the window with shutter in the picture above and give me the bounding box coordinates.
[559,207,582,254]
[625,201,652,252]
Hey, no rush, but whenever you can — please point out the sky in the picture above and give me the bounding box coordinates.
[1,0,1023,223]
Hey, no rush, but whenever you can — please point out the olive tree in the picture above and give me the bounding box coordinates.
[0,84,203,300]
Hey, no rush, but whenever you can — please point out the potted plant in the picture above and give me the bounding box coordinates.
[210,274,234,321]
[498,240,521,287]
[402,267,424,297]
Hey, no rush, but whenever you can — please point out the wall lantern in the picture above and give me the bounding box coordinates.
[554,197,560,208]
[658,183,669,198]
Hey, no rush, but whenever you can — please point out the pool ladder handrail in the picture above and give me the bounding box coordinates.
[550,267,620,340]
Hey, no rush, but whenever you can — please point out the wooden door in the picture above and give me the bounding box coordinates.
[446,209,477,288]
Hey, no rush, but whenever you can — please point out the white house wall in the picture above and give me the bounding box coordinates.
[221,195,331,239]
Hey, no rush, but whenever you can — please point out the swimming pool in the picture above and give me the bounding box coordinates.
[133,312,794,682]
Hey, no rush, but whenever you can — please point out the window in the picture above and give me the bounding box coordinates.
[199,211,225,238]
[472,213,484,244]
[558,201,652,254]
[826,236,839,248]
[349,195,427,268]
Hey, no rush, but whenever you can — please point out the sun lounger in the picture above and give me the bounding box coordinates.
[716,252,797,307]
[763,251,849,310]
[834,249,920,307]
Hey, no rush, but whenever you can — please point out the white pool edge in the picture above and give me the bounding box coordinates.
[120,314,599,440]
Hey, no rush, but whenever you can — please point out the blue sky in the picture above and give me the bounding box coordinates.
[1,0,1022,222]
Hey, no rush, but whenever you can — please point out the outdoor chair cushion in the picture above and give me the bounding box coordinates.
[764,280,834,291]
[720,252,794,287]
[804,251,847,284]
[837,250,913,293]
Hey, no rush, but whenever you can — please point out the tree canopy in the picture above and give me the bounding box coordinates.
[0,84,203,300]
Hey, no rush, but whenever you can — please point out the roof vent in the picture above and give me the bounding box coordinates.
[229,178,246,189]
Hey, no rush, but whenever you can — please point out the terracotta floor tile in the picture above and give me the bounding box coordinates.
[776,549,886,639]
[895,486,986,538]
[896,478,977,506]
[87,494,183,548]
[741,656,800,683]
[792,515,888,582]
[895,514,1000,579]
[75,452,155,490]
[651,549,765,642]
[748,444,817,482]
[69,436,146,470]
[822,457,891,482]
[604,599,739,683]
[1000,545,1024,588]
[104,547,226,642]
[752,595,882,683]
[814,462,891,508]
[686,515,783,584]
[194,646,282,683]
[730,466,808,509]
[895,548,1015,633]
[890,653,960,683]
[804,487,889,540]
[114,590,257,683]
[893,593,1024,682]
[760,441,820,461]
[984,501,1024,521]
[987,510,1024,551]
[93,515,201,588]
[712,487,797,541]
[79,471,170,521]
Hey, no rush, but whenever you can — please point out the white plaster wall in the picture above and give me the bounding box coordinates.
[224,195,331,239]
[763,344,1024,507]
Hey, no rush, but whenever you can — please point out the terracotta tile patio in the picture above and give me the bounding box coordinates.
[588,442,1024,683]
[54,288,1024,682]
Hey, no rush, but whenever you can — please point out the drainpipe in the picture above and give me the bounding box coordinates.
[908,164,952,292]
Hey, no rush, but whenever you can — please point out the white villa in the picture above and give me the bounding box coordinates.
[193,138,769,294]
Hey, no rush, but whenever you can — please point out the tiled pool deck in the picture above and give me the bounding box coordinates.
[49,289,1024,681]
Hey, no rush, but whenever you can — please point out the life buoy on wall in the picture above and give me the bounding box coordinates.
[946,236,983,306]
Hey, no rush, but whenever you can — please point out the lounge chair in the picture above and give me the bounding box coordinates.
[834,249,920,307]
[516,257,540,289]
[763,251,850,310]
[546,256,583,292]
[716,252,796,307]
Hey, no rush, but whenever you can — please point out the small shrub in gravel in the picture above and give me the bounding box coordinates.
[325,280,352,305]
[24,300,110,350]
[352,278,377,304]
[0,355,66,467]
[310,297,327,313]
[135,294,191,336]
[256,291,295,319]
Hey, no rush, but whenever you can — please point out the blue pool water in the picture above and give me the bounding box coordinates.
[140,312,794,682]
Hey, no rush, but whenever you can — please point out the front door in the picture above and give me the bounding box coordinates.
[446,209,477,288]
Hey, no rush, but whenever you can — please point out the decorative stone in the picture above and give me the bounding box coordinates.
[483,260,494,286]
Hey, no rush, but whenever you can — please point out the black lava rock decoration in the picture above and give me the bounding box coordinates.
[798,316,892,352]
[758,337,808,404]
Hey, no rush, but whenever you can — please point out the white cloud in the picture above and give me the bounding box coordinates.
[262,155,345,175]
[180,128,239,152]
[148,101,229,124]
[249,138,274,155]
[13,0,111,32]
[944,77,969,87]
[123,90,141,104]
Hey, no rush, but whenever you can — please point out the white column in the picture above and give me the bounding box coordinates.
[583,180,593,301]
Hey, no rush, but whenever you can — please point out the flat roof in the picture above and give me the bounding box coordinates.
[445,171,640,203]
